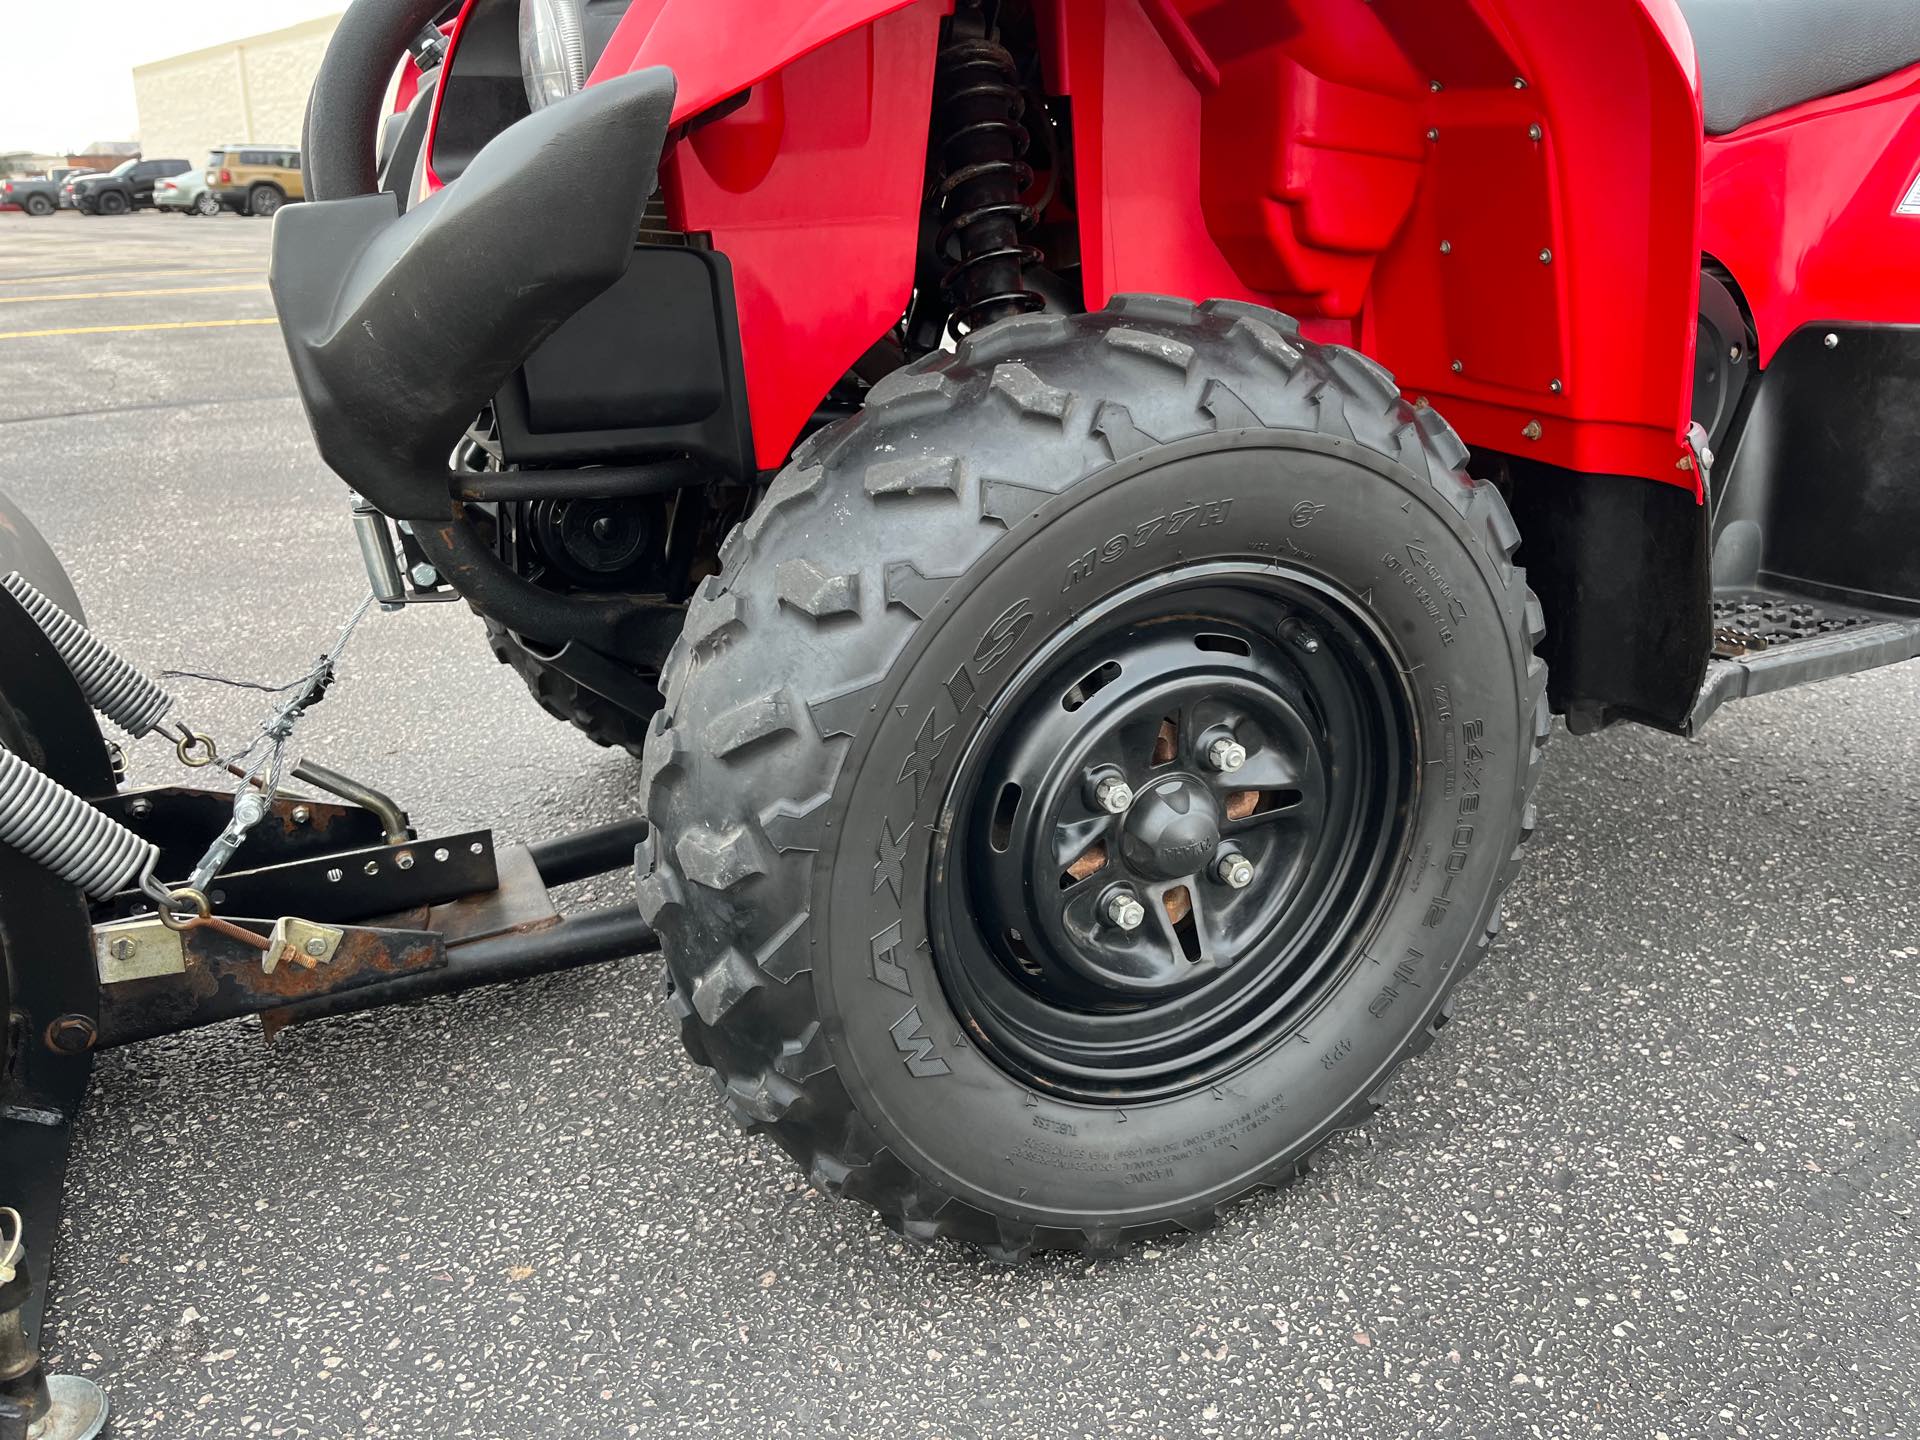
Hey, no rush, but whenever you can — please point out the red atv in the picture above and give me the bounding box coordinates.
[272,0,1920,1256]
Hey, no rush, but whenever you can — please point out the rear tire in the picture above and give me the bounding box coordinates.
[248,185,284,218]
[194,192,221,217]
[95,190,128,216]
[24,194,53,217]
[638,298,1549,1256]
[482,618,657,756]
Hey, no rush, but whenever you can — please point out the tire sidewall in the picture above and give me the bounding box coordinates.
[814,429,1529,1225]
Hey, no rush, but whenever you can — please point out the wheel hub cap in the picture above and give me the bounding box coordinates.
[931,565,1415,1102]
[1120,778,1221,881]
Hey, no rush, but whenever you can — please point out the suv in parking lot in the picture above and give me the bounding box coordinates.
[206,145,303,217]
[71,158,193,214]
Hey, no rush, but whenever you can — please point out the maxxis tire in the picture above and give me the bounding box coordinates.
[481,617,656,756]
[638,296,1549,1257]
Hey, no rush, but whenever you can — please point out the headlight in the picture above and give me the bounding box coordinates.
[518,0,588,111]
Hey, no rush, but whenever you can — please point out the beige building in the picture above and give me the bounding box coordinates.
[132,14,342,164]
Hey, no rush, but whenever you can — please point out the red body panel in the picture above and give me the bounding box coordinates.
[419,0,1916,496]
[1052,0,1703,491]
[590,0,931,125]
[660,2,945,468]
[614,0,1706,483]
[1700,65,1920,367]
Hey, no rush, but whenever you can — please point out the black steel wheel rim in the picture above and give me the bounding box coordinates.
[931,562,1417,1102]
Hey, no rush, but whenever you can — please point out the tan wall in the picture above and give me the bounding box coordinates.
[133,15,342,165]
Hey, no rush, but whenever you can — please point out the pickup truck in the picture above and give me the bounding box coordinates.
[72,158,193,215]
[0,169,76,217]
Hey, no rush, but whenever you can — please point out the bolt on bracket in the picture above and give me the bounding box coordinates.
[92,917,186,984]
[264,916,346,974]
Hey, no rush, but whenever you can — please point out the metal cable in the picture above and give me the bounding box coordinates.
[186,593,377,892]
[2,571,174,738]
[0,742,158,899]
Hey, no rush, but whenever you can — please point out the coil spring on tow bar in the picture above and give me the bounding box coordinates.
[2,572,173,739]
[0,745,157,900]
[933,15,1042,336]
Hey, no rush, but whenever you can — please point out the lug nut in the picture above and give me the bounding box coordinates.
[1092,774,1134,814]
[1215,852,1255,890]
[1105,892,1146,931]
[1206,737,1247,773]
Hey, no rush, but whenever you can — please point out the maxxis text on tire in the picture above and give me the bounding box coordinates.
[638,296,1550,1257]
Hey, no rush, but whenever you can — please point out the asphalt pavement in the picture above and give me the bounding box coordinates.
[2,210,1916,1440]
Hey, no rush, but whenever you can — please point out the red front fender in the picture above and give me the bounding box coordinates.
[589,0,934,122]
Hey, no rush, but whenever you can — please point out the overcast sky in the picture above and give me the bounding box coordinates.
[0,2,343,154]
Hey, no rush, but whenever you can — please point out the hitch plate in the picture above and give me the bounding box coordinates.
[106,829,499,925]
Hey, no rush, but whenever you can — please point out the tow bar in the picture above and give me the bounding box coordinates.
[0,581,657,1437]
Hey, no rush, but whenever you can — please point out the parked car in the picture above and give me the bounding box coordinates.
[153,167,221,217]
[205,145,303,217]
[0,175,63,216]
[71,158,193,215]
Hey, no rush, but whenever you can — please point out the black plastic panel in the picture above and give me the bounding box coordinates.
[492,244,754,479]
[1711,323,1920,612]
[271,67,676,521]
[1499,457,1713,734]
[431,0,529,185]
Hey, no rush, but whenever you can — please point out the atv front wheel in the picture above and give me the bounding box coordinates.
[639,297,1548,1255]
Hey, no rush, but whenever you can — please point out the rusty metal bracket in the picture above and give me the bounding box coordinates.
[94,920,445,1048]
[263,917,345,974]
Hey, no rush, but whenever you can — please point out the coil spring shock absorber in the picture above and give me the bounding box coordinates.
[933,7,1043,336]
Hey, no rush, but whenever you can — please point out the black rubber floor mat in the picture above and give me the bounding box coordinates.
[1712,590,1878,657]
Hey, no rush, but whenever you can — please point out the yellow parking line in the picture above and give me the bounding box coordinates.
[0,265,266,287]
[0,282,269,305]
[0,317,281,341]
